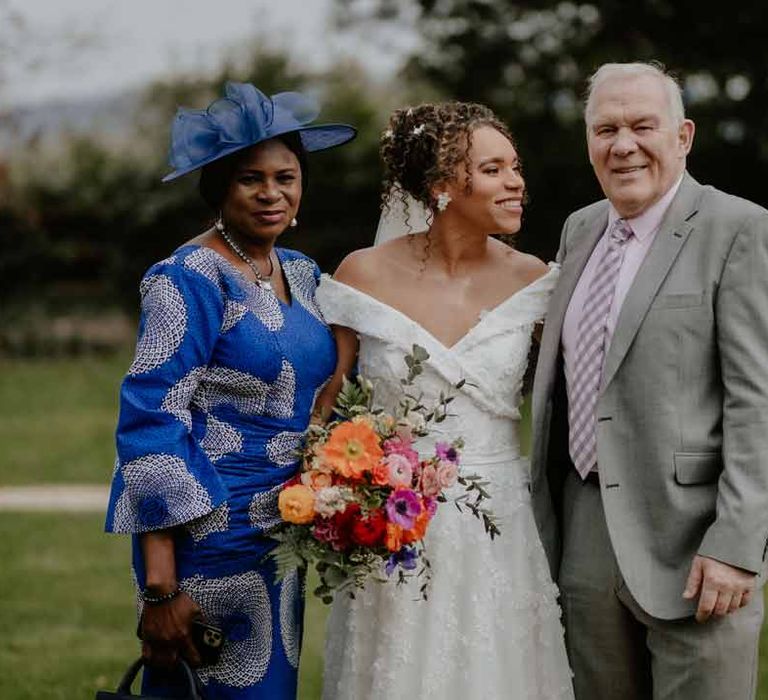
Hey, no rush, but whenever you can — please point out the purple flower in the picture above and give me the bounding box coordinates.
[385,546,419,576]
[385,488,423,530]
[435,442,460,464]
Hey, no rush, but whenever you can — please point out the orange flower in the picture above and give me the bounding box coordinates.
[321,421,384,480]
[401,509,430,544]
[301,469,334,490]
[372,461,391,486]
[384,522,404,552]
[278,484,316,524]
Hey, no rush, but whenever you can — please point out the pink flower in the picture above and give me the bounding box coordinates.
[385,488,423,529]
[312,518,341,547]
[436,460,458,489]
[384,453,413,487]
[435,442,460,465]
[420,464,441,498]
[383,437,420,469]
[423,496,438,518]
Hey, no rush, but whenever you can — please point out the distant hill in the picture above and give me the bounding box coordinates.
[0,88,142,153]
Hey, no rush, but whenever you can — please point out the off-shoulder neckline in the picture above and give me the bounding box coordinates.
[319,262,558,352]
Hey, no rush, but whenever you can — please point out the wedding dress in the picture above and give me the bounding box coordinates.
[315,263,574,700]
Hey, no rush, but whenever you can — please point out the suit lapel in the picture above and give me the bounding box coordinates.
[600,174,703,391]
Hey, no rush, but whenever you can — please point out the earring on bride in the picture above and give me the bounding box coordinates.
[436,192,451,212]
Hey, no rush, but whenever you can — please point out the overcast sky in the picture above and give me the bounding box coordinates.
[2,0,409,108]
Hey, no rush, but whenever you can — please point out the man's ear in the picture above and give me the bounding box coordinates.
[679,119,695,156]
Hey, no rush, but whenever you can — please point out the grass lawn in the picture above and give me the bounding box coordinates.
[0,512,328,700]
[0,354,129,485]
[0,356,766,698]
[0,512,137,699]
[0,355,331,698]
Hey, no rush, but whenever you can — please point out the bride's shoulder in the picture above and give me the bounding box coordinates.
[334,238,411,290]
[494,243,552,285]
[334,247,377,288]
[317,244,408,332]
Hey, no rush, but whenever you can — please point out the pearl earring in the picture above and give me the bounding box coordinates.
[214,213,225,232]
[290,217,298,228]
[436,192,452,212]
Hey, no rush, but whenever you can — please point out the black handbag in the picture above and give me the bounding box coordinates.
[95,658,203,700]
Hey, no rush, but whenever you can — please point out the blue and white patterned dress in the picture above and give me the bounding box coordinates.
[105,243,336,698]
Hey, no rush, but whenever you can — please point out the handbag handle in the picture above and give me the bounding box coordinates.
[115,657,202,699]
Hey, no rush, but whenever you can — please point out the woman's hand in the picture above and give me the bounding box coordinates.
[310,323,360,425]
[139,530,201,668]
[140,591,202,668]
[310,392,334,426]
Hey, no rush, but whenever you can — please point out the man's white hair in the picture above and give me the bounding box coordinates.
[584,62,686,126]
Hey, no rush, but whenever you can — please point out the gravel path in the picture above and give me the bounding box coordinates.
[0,484,109,512]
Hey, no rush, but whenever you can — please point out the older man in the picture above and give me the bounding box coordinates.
[531,62,768,699]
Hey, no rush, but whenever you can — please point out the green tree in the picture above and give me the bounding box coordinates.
[3,46,393,316]
[335,0,768,258]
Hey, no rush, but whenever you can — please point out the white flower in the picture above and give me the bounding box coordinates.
[395,410,426,440]
[314,486,353,517]
[404,411,426,434]
[412,124,426,136]
[375,412,396,434]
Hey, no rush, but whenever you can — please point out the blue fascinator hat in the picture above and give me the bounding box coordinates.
[162,82,357,182]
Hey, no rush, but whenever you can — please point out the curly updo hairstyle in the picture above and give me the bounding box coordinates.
[380,101,516,219]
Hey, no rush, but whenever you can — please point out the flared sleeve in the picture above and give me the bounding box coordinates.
[105,256,229,534]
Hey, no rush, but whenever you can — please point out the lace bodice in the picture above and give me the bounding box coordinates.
[316,264,560,459]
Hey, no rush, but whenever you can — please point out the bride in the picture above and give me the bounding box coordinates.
[314,101,574,699]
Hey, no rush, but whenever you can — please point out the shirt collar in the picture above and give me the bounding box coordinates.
[606,173,685,242]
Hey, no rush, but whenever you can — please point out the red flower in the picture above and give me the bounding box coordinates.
[351,509,387,547]
[328,503,361,551]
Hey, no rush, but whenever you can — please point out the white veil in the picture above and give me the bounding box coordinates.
[373,191,431,246]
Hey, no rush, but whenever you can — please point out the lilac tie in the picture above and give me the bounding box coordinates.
[568,219,633,479]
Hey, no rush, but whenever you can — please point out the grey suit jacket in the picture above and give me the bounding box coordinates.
[530,173,768,619]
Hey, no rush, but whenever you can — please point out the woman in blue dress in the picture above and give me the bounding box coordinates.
[105,82,355,698]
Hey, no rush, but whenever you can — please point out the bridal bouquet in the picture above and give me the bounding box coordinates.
[271,345,500,603]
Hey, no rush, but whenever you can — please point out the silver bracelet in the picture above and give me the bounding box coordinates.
[141,587,180,605]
